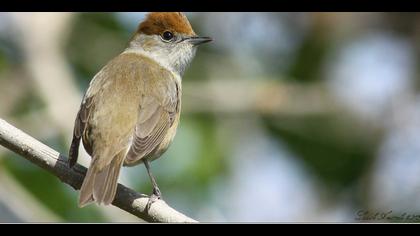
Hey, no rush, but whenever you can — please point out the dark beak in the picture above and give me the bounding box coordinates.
[186,36,213,46]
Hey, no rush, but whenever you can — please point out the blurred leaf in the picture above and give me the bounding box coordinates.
[10,90,45,118]
[0,38,23,67]
[264,114,378,190]
[286,22,330,83]
[0,48,7,72]
[65,13,129,90]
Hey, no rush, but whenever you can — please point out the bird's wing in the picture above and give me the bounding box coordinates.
[124,70,179,165]
[69,75,101,167]
[69,63,115,166]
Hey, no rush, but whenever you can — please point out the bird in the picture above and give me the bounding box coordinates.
[68,12,212,208]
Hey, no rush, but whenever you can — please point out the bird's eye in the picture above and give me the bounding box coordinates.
[161,31,174,41]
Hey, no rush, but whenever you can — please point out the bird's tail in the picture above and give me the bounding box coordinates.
[79,152,125,207]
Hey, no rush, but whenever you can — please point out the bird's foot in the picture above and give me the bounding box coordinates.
[146,187,162,211]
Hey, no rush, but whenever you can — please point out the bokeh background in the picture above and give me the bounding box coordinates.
[0,12,420,222]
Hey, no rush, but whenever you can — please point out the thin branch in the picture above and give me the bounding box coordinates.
[0,118,197,223]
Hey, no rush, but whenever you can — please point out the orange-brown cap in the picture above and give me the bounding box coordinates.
[137,12,196,36]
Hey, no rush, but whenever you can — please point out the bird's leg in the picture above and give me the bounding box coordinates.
[144,159,161,210]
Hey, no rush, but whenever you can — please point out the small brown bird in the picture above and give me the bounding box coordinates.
[68,12,212,207]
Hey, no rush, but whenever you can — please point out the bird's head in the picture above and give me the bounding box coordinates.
[128,12,212,76]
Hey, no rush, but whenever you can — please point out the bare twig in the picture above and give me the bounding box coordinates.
[0,118,197,223]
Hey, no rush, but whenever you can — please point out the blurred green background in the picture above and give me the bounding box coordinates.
[0,12,420,222]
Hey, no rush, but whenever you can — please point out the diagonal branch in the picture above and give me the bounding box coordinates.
[0,118,197,223]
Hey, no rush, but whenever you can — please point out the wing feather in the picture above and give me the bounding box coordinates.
[124,76,179,165]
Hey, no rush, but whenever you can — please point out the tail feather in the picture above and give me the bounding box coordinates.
[68,136,80,168]
[79,161,97,207]
[79,153,125,207]
[102,160,122,204]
